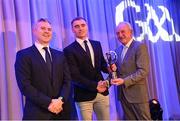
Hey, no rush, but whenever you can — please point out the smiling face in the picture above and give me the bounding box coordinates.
[71,18,88,40]
[116,22,133,45]
[33,20,52,46]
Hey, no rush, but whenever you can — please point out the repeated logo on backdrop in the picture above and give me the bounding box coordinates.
[115,0,180,42]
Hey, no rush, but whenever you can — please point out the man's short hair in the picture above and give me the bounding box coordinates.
[117,21,133,31]
[37,18,51,24]
[32,18,51,30]
[71,17,86,26]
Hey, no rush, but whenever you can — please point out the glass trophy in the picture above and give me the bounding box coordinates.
[106,51,118,79]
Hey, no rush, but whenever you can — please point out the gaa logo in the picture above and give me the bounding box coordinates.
[115,0,180,42]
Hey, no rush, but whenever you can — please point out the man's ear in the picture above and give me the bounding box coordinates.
[72,28,75,33]
[32,27,37,36]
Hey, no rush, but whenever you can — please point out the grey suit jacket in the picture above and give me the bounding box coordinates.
[115,40,150,103]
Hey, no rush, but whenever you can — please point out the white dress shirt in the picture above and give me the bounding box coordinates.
[121,38,133,61]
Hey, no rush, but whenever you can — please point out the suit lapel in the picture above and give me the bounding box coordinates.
[50,48,57,87]
[32,45,51,77]
[74,41,94,67]
[90,41,97,68]
[116,45,123,64]
[121,40,135,63]
[32,45,46,65]
[74,41,86,56]
[50,48,60,77]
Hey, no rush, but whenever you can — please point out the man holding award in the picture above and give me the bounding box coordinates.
[111,22,151,120]
[64,17,112,120]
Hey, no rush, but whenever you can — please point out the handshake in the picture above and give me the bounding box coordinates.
[96,78,125,93]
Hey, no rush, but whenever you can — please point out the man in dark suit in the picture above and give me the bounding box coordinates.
[63,17,110,120]
[15,18,71,120]
[111,22,151,120]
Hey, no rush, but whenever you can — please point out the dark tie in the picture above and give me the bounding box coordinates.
[43,47,52,74]
[84,40,91,59]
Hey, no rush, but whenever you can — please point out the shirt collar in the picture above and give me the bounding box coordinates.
[124,38,133,48]
[35,41,50,51]
[76,37,89,45]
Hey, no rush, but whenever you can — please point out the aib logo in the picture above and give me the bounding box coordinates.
[115,0,180,42]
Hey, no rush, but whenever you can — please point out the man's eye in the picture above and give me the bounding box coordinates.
[81,24,86,27]
[41,27,46,30]
[74,25,80,28]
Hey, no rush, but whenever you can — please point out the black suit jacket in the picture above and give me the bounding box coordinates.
[63,40,108,102]
[15,45,71,120]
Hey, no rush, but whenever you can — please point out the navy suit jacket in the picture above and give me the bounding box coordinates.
[63,40,108,102]
[15,45,71,120]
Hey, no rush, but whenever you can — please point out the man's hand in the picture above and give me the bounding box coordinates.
[48,98,64,114]
[96,80,108,93]
[107,64,117,72]
[111,78,124,85]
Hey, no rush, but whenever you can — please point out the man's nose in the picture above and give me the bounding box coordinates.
[79,26,84,30]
